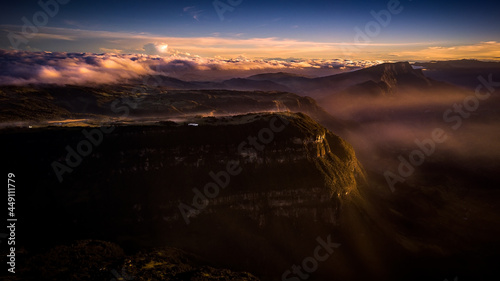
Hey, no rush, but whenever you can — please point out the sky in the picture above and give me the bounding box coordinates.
[0,0,499,61]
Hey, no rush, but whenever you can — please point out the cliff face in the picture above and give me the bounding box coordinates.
[340,62,431,96]
[23,112,362,223]
[5,112,365,279]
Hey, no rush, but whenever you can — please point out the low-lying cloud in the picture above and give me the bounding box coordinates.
[0,49,380,85]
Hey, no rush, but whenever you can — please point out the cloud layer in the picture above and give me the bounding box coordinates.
[0,49,381,85]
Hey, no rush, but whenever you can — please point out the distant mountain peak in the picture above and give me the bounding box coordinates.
[356,62,429,93]
[363,62,417,76]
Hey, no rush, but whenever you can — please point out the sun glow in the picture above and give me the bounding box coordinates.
[158,44,168,53]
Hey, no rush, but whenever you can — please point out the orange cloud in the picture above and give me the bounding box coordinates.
[390,41,500,61]
[0,25,436,60]
[1,25,499,61]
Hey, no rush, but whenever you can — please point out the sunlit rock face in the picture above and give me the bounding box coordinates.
[9,111,365,226]
[6,112,365,279]
[67,112,364,226]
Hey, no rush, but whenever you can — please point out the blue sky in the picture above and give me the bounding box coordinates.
[1,0,499,60]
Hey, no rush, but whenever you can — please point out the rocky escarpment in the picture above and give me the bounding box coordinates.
[355,61,432,95]
[0,86,337,123]
[0,86,347,136]
[4,112,365,279]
